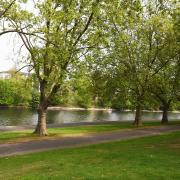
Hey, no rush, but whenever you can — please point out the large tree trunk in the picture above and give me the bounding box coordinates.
[34,80,49,136]
[161,100,171,124]
[133,104,143,126]
[34,107,48,136]
[161,105,169,124]
[133,93,144,127]
[33,79,60,136]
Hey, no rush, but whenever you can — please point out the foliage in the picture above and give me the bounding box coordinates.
[0,79,14,105]
[98,0,180,124]
[31,90,39,108]
[0,72,32,106]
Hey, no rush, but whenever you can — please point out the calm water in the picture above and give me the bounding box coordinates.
[0,107,180,126]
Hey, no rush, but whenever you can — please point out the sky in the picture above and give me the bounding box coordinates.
[0,0,34,72]
[0,33,25,72]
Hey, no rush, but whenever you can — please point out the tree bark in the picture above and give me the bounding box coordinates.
[133,104,143,126]
[34,107,48,136]
[161,106,169,124]
[34,80,49,136]
[33,79,61,136]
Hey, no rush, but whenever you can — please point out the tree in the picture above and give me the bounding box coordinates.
[0,0,16,35]
[10,71,32,106]
[12,0,101,135]
[148,9,180,124]
[149,66,178,124]
[107,0,177,126]
[0,71,32,106]
[0,0,16,19]
[0,79,14,105]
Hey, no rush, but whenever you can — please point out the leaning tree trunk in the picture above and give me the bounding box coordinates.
[133,104,142,127]
[34,106,48,136]
[161,105,169,124]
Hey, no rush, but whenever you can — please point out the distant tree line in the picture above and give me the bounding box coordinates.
[0,68,179,112]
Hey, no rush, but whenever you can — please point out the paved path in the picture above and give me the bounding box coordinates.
[0,125,180,157]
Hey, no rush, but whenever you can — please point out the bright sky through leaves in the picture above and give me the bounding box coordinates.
[0,0,34,72]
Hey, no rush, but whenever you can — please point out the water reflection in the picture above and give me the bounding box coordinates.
[0,107,179,126]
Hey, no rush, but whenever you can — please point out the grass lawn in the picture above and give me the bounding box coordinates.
[0,121,180,143]
[0,131,180,179]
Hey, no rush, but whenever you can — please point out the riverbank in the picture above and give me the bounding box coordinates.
[1,121,180,145]
[1,120,180,132]
[1,105,180,113]
[48,106,180,113]
[48,106,114,111]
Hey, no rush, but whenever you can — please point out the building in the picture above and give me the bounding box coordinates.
[0,71,12,79]
[0,70,29,79]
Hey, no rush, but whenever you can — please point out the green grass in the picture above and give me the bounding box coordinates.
[0,131,180,179]
[0,121,180,143]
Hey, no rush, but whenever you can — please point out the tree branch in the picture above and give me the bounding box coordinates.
[16,64,34,73]
[73,12,94,47]
[0,0,16,18]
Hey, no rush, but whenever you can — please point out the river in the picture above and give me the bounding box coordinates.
[0,107,180,126]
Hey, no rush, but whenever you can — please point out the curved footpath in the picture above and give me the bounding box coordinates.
[0,125,180,157]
